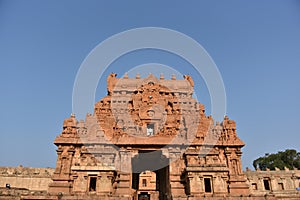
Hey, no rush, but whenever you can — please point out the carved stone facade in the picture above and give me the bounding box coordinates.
[245,168,300,199]
[1,74,299,200]
[47,73,250,200]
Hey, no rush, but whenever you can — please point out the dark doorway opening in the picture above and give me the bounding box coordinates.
[156,165,170,200]
[263,179,271,190]
[132,150,170,200]
[138,192,150,200]
[132,172,139,190]
[89,177,97,191]
[204,178,212,193]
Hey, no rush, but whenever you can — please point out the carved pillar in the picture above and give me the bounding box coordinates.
[169,148,185,197]
[187,173,203,196]
[65,149,75,175]
[213,175,227,194]
[97,171,115,195]
[115,149,132,195]
[72,174,87,193]
[54,150,63,174]
[48,146,74,194]
[270,176,276,191]
[225,147,249,195]
[235,149,243,175]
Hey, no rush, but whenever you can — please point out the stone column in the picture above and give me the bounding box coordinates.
[72,174,87,193]
[225,147,249,195]
[54,151,62,174]
[115,149,132,196]
[213,175,227,195]
[270,176,276,191]
[188,173,203,196]
[169,148,186,197]
[97,171,115,195]
[48,146,74,194]
[257,177,264,191]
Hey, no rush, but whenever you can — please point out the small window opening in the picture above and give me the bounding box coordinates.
[89,177,97,191]
[204,178,212,193]
[142,179,147,187]
[263,179,270,190]
[147,124,154,136]
[251,183,257,190]
[278,183,284,190]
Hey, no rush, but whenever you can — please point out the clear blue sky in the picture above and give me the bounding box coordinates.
[0,0,300,169]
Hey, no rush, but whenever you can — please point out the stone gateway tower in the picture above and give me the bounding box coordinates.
[48,73,250,200]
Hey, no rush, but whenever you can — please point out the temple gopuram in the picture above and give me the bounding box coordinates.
[49,73,249,200]
[1,73,299,200]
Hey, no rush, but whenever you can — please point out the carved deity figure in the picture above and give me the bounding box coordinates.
[232,159,238,174]
[218,149,226,164]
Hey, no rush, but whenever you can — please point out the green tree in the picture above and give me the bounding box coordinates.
[253,149,300,170]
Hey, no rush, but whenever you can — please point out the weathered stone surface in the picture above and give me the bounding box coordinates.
[0,166,53,191]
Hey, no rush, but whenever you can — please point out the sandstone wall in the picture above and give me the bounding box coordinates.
[245,168,300,197]
[0,166,299,199]
[0,166,54,191]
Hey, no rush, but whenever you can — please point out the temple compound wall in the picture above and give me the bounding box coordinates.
[0,166,53,191]
[245,168,300,198]
[0,74,299,200]
[0,166,53,200]
[1,167,299,199]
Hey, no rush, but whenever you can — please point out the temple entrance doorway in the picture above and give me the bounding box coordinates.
[132,150,170,200]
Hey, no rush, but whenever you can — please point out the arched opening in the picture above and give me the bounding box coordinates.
[132,150,170,200]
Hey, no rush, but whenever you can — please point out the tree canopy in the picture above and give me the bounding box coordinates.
[253,149,300,170]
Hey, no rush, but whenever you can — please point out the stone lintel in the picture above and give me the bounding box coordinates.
[186,166,229,172]
[54,137,81,145]
[21,196,57,200]
[71,166,115,171]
